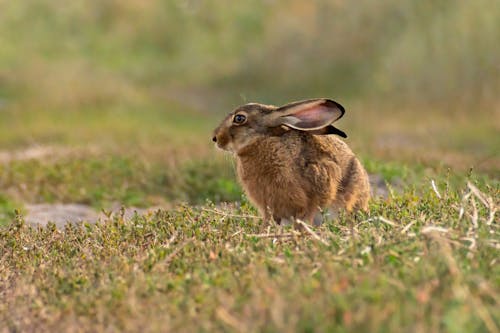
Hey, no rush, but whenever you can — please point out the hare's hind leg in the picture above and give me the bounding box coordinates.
[339,158,370,213]
[344,190,369,213]
[356,190,370,212]
[312,207,339,226]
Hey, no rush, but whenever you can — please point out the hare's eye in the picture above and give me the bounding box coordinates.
[233,114,247,124]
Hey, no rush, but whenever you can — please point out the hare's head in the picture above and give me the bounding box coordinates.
[212,99,347,153]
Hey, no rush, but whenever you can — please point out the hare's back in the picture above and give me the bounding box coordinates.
[312,134,355,160]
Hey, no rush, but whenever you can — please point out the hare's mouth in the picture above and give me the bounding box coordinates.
[212,134,234,152]
[215,143,233,152]
[213,139,232,152]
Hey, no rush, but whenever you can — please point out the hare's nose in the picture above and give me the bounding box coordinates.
[212,136,217,142]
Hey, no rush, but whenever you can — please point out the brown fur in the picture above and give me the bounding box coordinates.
[212,99,370,224]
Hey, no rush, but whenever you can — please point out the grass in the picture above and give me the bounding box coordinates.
[0,155,241,215]
[0,105,215,149]
[0,194,18,225]
[0,176,498,332]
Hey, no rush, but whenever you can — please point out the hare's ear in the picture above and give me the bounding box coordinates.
[272,99,345,131]
[310,125,347,138]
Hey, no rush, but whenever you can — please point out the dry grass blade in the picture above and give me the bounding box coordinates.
[486,209,497,226]
[201,208,261,220]
[467,182,489,208]
[245,233,296,239]
[377,216,398,227]
[485,239,500,249]
[471,197,479,229]
[458,191,472,220]
[431,179,442,199]
[216,307,245,333]
[294,219,330,246]
[161,231,178,248]
[421,226,449,234]
[230,230,242,238]
[460,237,477,251]
[401,220,417,234]
[467,182,498,226]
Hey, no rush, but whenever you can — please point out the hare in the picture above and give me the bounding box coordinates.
[212,98,370,225]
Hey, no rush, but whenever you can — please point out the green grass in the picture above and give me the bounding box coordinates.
[0,194,19,226]
[1,177,498,332]
[0,155,241,210]
[0,105,216,149]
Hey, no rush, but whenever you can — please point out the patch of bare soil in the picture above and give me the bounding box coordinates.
[0,145,101,163]
[23,204,161,229]
[369,174,402,198]
[0,146,68,163]
[24,204,99,228]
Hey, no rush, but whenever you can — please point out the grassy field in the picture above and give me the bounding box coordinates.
[0,0,499,332]
[1,177,498,332]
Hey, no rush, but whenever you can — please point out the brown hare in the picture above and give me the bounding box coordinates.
[212,98,370,225]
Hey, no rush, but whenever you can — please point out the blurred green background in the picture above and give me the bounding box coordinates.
[0,0,498,174]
